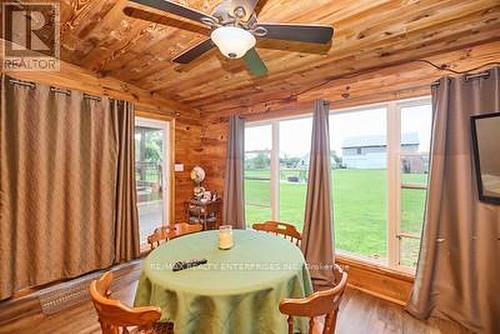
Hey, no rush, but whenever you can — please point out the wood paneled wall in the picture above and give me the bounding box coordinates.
[200,119,228,194]
[1,45,202,224]
[173,114,202,222]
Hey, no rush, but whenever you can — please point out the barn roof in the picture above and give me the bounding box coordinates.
[342,133,419,149]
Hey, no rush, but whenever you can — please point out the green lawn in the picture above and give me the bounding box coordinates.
[245,168,426,265]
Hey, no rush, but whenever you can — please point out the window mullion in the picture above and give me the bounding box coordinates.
[270,121,280,220]
[387,102,401,268]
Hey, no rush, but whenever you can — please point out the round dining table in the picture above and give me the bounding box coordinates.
[134,229,313,334]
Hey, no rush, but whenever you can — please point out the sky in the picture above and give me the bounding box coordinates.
[330,108,387,155]
[245,104,433,157]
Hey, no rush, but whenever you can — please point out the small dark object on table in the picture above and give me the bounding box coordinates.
[172,258,208,272]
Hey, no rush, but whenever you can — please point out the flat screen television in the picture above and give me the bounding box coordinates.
[471,112,500,204]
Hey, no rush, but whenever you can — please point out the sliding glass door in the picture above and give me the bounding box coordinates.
[134,117,171,248]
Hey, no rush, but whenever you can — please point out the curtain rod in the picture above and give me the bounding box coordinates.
[431,71,490,87]
[7,78,179,116]
[50,87,71,96]
[83,93,102,101]
[9,79,35,89]
[9,79,103,101]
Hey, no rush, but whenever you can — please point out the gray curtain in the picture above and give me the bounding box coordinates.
[223,115,246,229]
[406,67,500,333]
[0,75,139,300]
[302,99,335,288]
[112,100,140,263]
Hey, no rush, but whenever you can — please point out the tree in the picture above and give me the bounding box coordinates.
[280,155,301,168]
[145,142,161,162]
[246,152,270,169]
[145,131,163,162]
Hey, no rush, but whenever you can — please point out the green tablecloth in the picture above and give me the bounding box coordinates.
[134,230,313,334]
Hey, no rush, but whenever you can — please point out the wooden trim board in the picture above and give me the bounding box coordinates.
[336,254,414,306]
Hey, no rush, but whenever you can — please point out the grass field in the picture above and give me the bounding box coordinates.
[245,169,426,264]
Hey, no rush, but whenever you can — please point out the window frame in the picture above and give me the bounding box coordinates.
[245,114,313,222]
[388,98,432,272]
[331,97,432,273]
[244,120,280,220]
[244,96,432,274]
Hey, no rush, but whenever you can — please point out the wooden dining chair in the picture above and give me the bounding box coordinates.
[89,272,173,334]
[252,221,302,246]
[147,226,173,251]
[169,222,203,239]
[147,223,203,250]
[279,265,348,334]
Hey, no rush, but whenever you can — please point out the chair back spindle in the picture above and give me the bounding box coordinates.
[279,265,348,334]
[252,221,302,246]
[147,223,203,251]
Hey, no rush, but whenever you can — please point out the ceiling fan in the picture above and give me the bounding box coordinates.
[124,0,334,77]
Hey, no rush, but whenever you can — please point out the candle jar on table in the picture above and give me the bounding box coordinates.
[218,225,233,250]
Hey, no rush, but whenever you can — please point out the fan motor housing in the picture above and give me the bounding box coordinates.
[212,0,255,25]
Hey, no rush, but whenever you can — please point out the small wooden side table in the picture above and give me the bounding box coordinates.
[185,198,222,230]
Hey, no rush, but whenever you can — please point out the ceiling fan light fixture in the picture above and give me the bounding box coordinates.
[211,26,256,59]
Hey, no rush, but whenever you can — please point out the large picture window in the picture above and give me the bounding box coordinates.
[330,108,388,262]
[244,97,431,271]
[244,124,272,223]
[244,118,312,231]
[279,118,313,231]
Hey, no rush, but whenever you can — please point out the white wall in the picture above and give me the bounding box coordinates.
[343,152,387,169]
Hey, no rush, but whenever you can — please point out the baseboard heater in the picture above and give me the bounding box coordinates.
[0,259,143,325]
[38,276,93,315]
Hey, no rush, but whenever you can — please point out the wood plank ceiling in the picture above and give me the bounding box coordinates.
[57,0,500,115]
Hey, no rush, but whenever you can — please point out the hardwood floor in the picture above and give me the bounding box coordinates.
[0,263,470,334]
[336,290,469,334]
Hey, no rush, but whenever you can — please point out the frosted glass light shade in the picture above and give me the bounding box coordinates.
[211,26,256,59]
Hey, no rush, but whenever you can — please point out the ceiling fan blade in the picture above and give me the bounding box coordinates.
[251,0,269,14]
[123,7,211,35]
[243,48,268,77]
[172,39,215,64]
[239,0,262,13]
[129,0,217,25]
[256,23,334,44]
